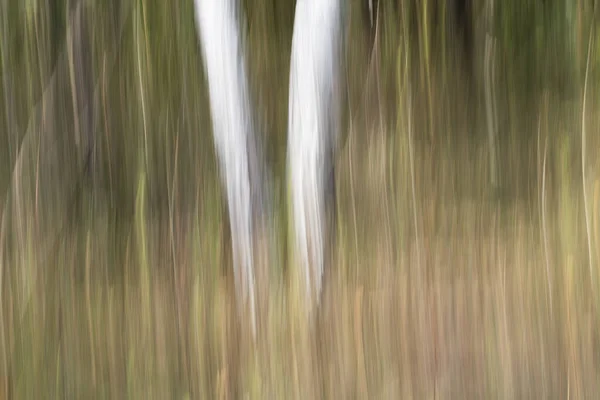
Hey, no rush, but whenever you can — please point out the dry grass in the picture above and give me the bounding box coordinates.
[2,118,599,398]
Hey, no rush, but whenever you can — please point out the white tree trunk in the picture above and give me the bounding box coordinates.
[193,0,258,334]
[288,0,342,307]
[194,0,344,325]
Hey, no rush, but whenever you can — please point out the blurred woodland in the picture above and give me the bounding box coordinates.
[1,0,600,398]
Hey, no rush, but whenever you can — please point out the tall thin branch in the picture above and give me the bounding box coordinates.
[537,107,552,316]
[407,83,421,273]
[582,21,594,285]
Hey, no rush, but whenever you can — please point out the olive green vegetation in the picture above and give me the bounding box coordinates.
[1,0,599,398]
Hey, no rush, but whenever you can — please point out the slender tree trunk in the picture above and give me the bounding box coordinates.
[288,0,343,308]
[194,0,263,337]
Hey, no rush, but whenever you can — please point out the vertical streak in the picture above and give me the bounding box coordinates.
[407,84,420,273]
[0,0,17,160]
[66,0,94,172]
[193,0,258,336]
[484,0,498,188]
[582,22,594,286]
[135,8,149,176]
[288,0,342,308]
[484,35,495,186]
[538,108,552,316]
